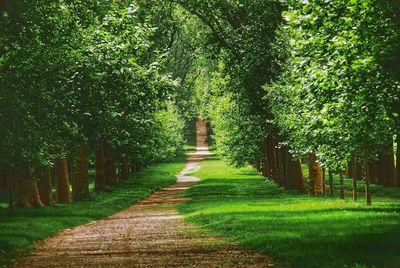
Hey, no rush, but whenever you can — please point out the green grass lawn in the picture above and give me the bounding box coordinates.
[179,156,400,268]
[0,156,185,266]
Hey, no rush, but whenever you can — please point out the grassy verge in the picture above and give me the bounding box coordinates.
[179,156,400,268]
[0,156,186,267]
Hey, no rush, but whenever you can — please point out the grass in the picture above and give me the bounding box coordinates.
[0,155,186,267]
[179,156,400,268]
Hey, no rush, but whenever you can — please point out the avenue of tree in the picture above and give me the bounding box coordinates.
[1,0,400,208]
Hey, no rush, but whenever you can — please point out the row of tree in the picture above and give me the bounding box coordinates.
[149,0,400,205]
[0,1,185,208]
[1,0,399,207]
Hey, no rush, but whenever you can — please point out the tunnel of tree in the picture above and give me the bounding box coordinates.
[0,0,400,267]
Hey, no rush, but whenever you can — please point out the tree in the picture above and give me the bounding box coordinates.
[267,0,400,204]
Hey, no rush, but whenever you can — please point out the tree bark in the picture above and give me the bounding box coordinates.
[386,140,395,186]
[255,159,261,173]
[339,170,345,200]
[322,168,326,196]
[377,140,395,186]
[131,160,137,176]
[285,156,305,192]
[351,156,357,181]
[260,157,267,177]
[73,144,90,201]
[396,134,400,186]
[352,175,357,202]
[308,153,324,195]
[104,147,118,186]
[376,153,385,185]
[350,156,357,201]
[328,170,334,196]
[14,166,44,208]
[348,160,354,179]
[55,159,71,203]
[0,166,7,191]
[364,148,372,206]
[120,158,130,181]
[369,161,378,184]
[279,147,287,187]
[95,141,106,192]
[356,161,363,181]
[271,138,281,184]
[7,167,13,207]
[37,167,54,206]
[264,138,274,179]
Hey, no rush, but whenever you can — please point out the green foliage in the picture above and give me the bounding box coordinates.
[0,0,184,168]
[173,0,284,166]
[136,1,214,122]
[266,0,400,168]
[208,67,265,166]
[171,0,400,172]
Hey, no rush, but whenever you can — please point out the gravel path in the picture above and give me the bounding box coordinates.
[13,147,274,267]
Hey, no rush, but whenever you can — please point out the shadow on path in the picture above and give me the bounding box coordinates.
[14,139,274,267]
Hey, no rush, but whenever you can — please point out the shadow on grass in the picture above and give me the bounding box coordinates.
[0,157,185,266]
[180,159,400,268]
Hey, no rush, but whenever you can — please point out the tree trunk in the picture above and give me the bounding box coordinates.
[356,162,363,180]
[255,159,261,173]
[95,141,106,192]
[279,147,287,187]
[265,138,274,179]
[348,160,354,179]
[37,167,54,206]
[73,144,90,201]
[131,161,137,176]
[352,176,357,202]
[271,138,281,184]
[55,159,71,203]
[0,166,7,191]
[369,161,378,184]
[364,148,372,206]
[328,170,334,196]
[322,168,326,196]
[377,140,395,186]
[339,170,345,200]
[111,150,118,184]
[104,147,118,186]
[350,156,357,201]
[385,140,395,186]
[396,134,400,186]
[376,153,385,185]
[308,153,324,195]
[120,158,130,181]
[14,166,44,208]
[260,157,266,177]
[7,167,13,207]
[285,156,305,192]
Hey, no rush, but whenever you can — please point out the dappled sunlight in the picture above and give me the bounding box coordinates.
[180,157,400,267]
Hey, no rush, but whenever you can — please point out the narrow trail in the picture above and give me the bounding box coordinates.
[13,120,274,267]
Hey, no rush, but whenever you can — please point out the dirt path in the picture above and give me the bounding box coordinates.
[13,146,273,267]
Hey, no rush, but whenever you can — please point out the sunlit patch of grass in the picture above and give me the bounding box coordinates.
[180,158,400,268]
[0,155,185,267]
